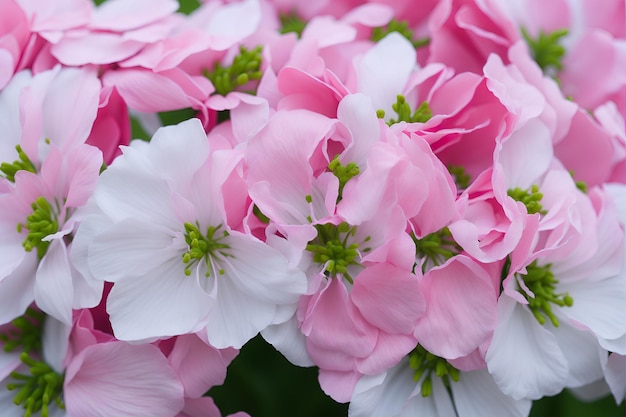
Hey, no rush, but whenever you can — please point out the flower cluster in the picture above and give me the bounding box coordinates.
[1,0,625,416]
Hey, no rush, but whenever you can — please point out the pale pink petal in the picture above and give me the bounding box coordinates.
[41,67,101,150]
[414,256,497,360]
[168,333,238,397]
[300,278,377,358]
[177,397,221,417]
[52,32,144,65]
[64,342,185,417]
[351,263,423,335]
[90,0,178,31]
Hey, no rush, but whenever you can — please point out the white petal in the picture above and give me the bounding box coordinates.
[0,254,37,325]
[88,219,182,283]
[452,369,532,417]
[261,316,314,367]
[42,316,71,374]
[107,258,212,341]
[357,32,416,116]
[204,274,278,349]
[349,359,415,417]
[560,273,626,345]
[605,353,626,404]
[35,240,74,325]
[218,232,307,304]
[550,320,606,388]
[94,168,179,228]
[486,296,568,400]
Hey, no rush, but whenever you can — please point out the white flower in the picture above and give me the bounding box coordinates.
[74,118,307,349]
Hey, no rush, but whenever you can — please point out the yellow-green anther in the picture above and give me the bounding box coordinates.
[328,155,360,203]
[521,27,569,74]
[7,352,65,417]
[421,376,433,397]
[203,45,263,96]
[0,308,45,354]
[20,197,61,260]
[1,145,37,182]
[413,227,461,272]
[518,260,573,327]
[376,109,386,119]
[306,222,367,284]
[371,19,430,49]
[508,184,546,215]
[409,345,460,397]
[182,222,231,277]
[568,170,588,193]
[305,195,312,203]
[385,95,432,126]
[280,12,307,37]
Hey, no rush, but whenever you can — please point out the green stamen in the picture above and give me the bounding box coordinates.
[409,345,460,397]
[1,145,37,182]
[0,308,45,354]
[279,12,307,37]
[507,184,546,215]
[518,261,573,327]
[371,19,430,49]
[521,27,569,75]
[447,165,471,190]
[203,45,263,96]
[328,155,359,202]
[569,170,587,193]
[412,227,461,273]
[380,95,432,125]
[306,222,366,284]
[182,222,231,277]
[19,197,61,260]
[7,352,65,417]
[253,205,270,224]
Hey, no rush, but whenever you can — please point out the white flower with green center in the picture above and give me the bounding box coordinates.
[77,118,307,349]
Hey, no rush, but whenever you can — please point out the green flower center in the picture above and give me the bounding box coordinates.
[18,197,64,260]
[412,227,461,273]
[409,345,460,397]
[279,12,307,37]
[0,308,45,354]
[182,222,231,277]
[203,45,263,96]
[328,155,360,203]
[306,222,369,284]
[1,145,37,182]
[521,27,568,75]
[518,260,573,327]
[507,184,546,215]
[8,352,65,417]
[371,19,430,49]
[377,95,432,126]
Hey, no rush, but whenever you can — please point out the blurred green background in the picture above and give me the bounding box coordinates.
[210,335,625,417]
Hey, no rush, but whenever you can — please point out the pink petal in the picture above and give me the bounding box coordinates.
[351,263,424,335]
[65,342,185,417]
[414,256,498,360]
